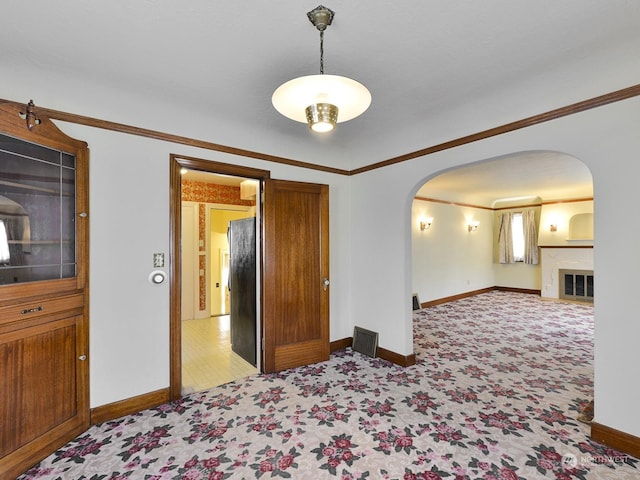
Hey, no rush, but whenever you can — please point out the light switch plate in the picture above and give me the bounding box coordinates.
[153,253,165,268]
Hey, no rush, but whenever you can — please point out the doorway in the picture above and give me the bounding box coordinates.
[209,207,255,316]
[178,167,261,395]
[169,155,331,400]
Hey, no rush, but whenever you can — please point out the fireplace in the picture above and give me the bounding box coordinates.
[559,269,594,302]
[540,247,593,300]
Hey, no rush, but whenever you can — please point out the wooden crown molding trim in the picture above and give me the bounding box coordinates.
[591,422,640,460]
[0,99,350,176]
[350,84,640,175]
[493,203,542,211]
[415,196,595,212]
[3,84,640,179]
[541,197,594,206]
[414,196,494,211]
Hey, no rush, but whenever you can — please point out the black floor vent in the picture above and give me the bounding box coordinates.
[412,293,421,311]
[352,326,378,358]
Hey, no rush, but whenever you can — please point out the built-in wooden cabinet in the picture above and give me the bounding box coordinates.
[0,100,89,478]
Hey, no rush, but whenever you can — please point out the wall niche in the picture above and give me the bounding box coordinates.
[568,213,593,240]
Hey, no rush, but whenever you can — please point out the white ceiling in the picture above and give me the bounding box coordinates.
[416,151,594,207]
[3,1,638,202]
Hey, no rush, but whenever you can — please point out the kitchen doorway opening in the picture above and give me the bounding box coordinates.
[177,163,262,395]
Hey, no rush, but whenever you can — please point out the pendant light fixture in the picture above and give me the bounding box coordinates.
[272,5,371,133]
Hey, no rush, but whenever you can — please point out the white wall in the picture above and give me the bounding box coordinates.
[7,94,639,439]
[348,96,640,438]
[493,263,541,291]
[412,197,594,295]
[412,200,494,302]
[538,200,594,246]
[51,123,353,408]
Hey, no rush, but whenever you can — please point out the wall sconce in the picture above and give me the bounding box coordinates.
[467,221,479,232]
[550,224,558,232]
[420,217,433,231]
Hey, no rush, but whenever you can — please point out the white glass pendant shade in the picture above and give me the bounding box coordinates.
[272,74,371,125]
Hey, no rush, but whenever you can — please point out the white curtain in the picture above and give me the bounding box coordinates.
[498,212,514,264]
[523,209,539,265]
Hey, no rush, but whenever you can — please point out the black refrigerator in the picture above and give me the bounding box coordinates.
[227,217,257,366]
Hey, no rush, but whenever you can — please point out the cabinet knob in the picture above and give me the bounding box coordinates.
[78,355,87,361]
[79,212,88,218]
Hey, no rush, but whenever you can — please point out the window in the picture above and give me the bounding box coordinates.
[511,213,524,262]
[498,210,538,265]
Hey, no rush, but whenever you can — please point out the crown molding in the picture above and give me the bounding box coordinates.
[2,83,639,177]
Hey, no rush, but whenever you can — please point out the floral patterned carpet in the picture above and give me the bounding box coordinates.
[19,291,638,479]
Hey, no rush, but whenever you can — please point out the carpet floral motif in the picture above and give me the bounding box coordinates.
[19,292,638,479]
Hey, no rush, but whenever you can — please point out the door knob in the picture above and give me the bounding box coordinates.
[323,277,330,291]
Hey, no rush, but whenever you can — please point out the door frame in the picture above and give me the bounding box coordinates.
[169,154,270,400]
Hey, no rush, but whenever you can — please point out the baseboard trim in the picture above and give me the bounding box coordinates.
[330,337,352,352]
[421,286,540,308]
[494,286,541,295]
[591,422,640,459]
[421,287,495,308]
[377,346,416,367]
[90,388,171,425]
[331,337,416,367]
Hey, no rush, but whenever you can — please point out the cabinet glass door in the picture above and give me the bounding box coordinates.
[0,132,76,284]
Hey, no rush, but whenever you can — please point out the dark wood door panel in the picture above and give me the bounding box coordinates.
[263,179,329,373]
[229,217,257,366]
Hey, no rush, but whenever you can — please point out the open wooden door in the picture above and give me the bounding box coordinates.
[263,179,329,373]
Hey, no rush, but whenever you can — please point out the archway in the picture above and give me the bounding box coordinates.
[409,150,593,308]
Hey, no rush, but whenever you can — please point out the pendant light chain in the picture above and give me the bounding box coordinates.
[319,30,325,74]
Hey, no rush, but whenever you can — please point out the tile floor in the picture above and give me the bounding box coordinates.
[181,315,258,395]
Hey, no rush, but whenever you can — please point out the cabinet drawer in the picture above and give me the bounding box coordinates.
[0,294,84,326]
